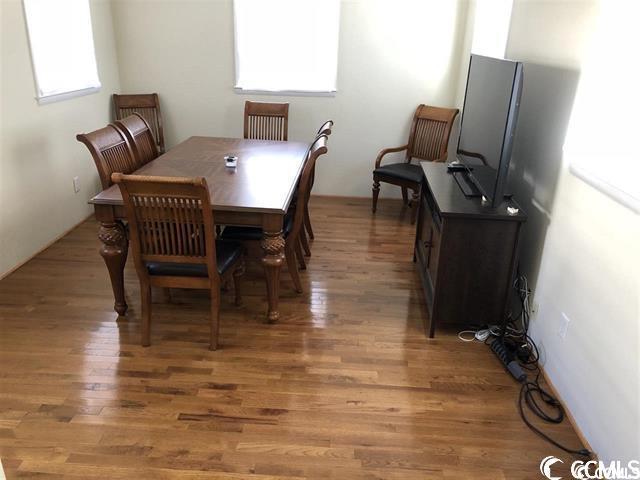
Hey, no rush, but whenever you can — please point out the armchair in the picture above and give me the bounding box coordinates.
[372,104,459,223]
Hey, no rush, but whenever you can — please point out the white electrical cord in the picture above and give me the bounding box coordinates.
[475,329,491,341]
[458,276,532,345]
[457,330,477,342]
[457,326,501,343]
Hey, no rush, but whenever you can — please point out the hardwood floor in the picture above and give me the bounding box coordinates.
[0,197,585,479]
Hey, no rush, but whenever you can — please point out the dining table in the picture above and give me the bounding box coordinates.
[89,136,310,322]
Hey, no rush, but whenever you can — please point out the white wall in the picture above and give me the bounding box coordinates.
[0,0,121,277]
[504,0,639,462]
[110,0,467,199]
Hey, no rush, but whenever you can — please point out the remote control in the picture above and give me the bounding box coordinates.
[447,161,468,172]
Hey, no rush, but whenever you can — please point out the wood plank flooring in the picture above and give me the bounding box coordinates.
[0,197,585,479]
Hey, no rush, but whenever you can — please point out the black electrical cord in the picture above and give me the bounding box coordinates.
[509,273,593,458]
[518,376,591,457]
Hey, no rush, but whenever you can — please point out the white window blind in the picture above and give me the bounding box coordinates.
[23,0,101,104]
[564,0,640,213]
[233,0,340,94]
[471,0,514,59]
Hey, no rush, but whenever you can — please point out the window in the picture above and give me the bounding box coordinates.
[471,0,514,59]
[23,0,101,104]
[233,0,340,94]
[564,0,640,213]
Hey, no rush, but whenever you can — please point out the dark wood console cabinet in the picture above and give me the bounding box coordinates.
[415,163,527,337]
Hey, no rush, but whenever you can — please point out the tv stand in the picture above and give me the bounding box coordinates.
[415,163,526,337]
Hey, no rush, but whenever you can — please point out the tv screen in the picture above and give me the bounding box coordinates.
[456,55,523,207]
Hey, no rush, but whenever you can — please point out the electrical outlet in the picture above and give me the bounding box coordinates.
[530,300,539,318]
[73,176,80,194]
[559,312,571,340]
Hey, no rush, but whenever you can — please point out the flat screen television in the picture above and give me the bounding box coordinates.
[454,54,524,207]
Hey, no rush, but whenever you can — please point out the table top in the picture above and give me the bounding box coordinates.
[90,136,309,214]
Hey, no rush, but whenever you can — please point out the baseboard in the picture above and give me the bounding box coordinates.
[0,213,93,281]
[539,365,598,459]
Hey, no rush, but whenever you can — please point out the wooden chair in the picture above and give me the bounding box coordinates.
[244,101,289,141]
[113,93,165,153]
[220,135,329,293]
[112,173,244,350]
[372,105,459,223]
[115,113,160,167]
[300,120,334,256]
[76,124,138,189]
[316,120,334,137]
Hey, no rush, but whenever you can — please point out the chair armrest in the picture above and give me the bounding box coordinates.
[375,145,408,169]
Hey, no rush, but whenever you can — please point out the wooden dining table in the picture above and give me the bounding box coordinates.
[89,136,310,322]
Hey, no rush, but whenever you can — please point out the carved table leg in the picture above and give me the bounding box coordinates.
[98,221,129,315]
[261,215,285,323]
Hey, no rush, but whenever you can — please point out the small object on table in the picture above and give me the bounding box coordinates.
[507,206,520,215]
[447,160,470,172]
[224,155,238,168]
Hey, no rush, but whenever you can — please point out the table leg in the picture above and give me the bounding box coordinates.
[261,215,285,323]
[98,220,129,315]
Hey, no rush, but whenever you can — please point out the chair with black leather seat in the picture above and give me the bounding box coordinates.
[220,134,329,294]
[299,120,334,257]
[372,104,458,223]
[112,173,244,350]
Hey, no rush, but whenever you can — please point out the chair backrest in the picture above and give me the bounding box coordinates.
[115,113,160,167]
[113,93,165,153]
[317,120,334,137]
[244,101,289,141]
[291,135,328,239]
[309,127,332,190]
[111,174,218,282]
[76,124,138,189]
[406,104,459,162]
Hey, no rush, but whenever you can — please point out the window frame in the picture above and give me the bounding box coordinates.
[569,162,640,214]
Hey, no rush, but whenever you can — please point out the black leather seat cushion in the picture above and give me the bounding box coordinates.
[220,213,294,242]
[373,162,423,183]
[146,240,243,277]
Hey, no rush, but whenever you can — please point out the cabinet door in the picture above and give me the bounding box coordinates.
[418,191,442,289]
[420,190,442,288]
[416,194,434,268]
[428,216,442,287]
